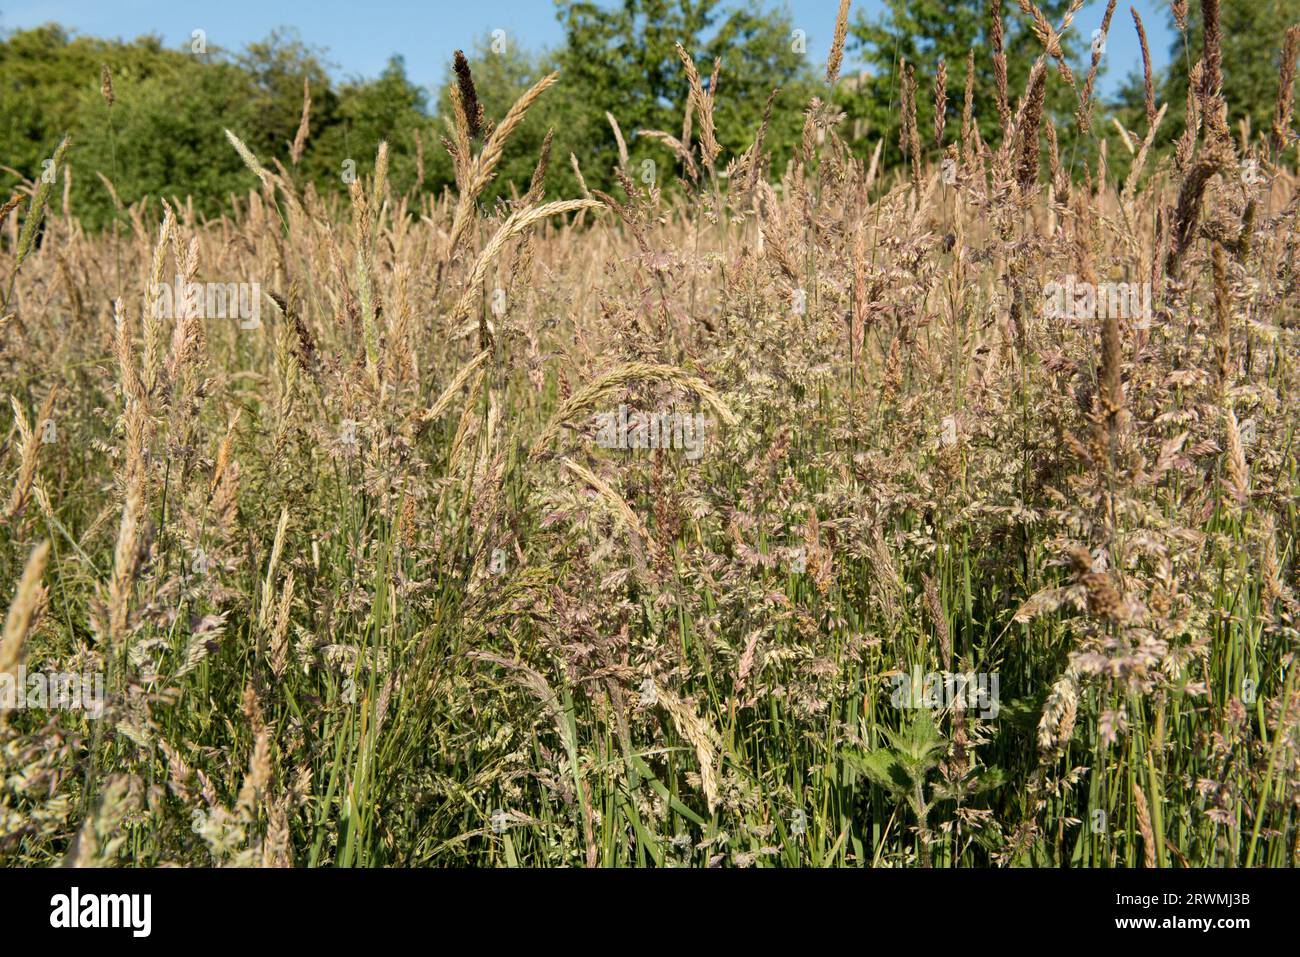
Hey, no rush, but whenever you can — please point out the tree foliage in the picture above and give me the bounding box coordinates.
[4,1,1296,231]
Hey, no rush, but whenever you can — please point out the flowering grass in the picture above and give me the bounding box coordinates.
[2,3,1299,868]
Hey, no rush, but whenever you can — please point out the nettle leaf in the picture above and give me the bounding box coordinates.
[844,746,910,797]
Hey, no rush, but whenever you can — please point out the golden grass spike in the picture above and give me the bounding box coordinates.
[827,0,851,87]
[450,198,601,330]
[445,71,561,261]
[423,350,491,423]
[1273,25,1300,155]
[653,682,721,816]
[1,540,50,682]
[12,136,70,273]
[530,362,737,461]
[224,129,277,190]
[561,457,653,550]
[259,507,291,630]
[290,78,311,165]
[675,44,720,169]
[606,112,630,176]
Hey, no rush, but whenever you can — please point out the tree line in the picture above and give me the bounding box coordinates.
[2,0,1296,230]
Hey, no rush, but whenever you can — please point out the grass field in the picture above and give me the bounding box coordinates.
[2,0,1300,867]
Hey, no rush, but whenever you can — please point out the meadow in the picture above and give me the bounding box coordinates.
[2,0,1299,867]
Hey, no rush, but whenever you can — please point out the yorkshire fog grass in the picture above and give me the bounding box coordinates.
[2,1,1300,868]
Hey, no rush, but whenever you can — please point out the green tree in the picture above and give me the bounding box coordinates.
[73,58,260,224]
[311,55,431,199]
[551,0,814,194]
[552,0,723,193]
[1,26,202,226]
[1,26,339,228]
[234,30,337,165]
[840,0,1084,171]
[1,25,440,229]
[702,5,817,179]
[1157,0,1300,155]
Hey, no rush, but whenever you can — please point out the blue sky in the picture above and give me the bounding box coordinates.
[1,0,1175,100]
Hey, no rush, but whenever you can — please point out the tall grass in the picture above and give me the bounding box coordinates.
[1,3,1299,868]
